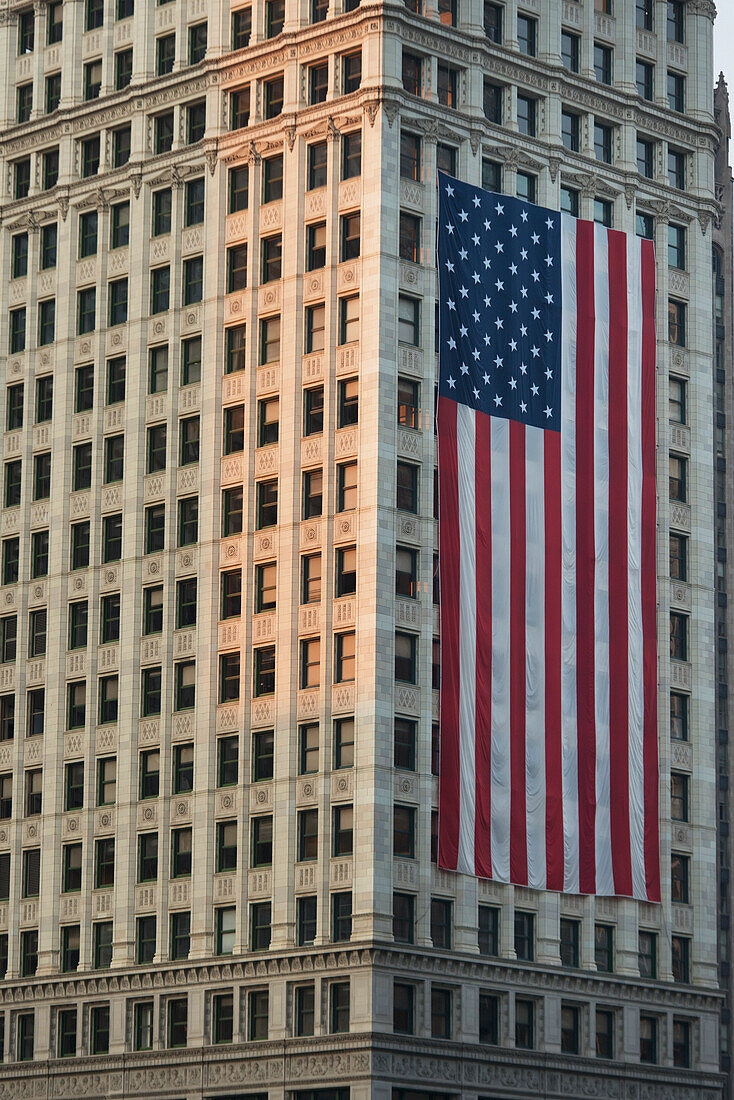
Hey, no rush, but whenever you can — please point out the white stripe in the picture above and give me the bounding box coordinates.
[490,418,511,883]
[524,424,546,890]
[626,234,647,900]
[456,403,477,875]
[593,225,614,896]
[560,215,580,894]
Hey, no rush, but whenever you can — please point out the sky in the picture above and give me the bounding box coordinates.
[715,8,734,89]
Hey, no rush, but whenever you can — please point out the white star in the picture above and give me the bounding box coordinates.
[544,329,553,342]
[483,372,491,384]
[510,263,518,275]
[459,247,468,260]
[495,241,504,253]
[483,333,491,346]
[448,299,456,311]
[460,325,468,337]
[472,310,480,322]
[545,292,554,304]
[532,307,541,320]
[473,195,481,207]
[472,233,480,246]
[448,337,457,350]
[545,216,554,229]
[544,405,553,418]
[494,393,502,406]
[509,301,518,313]
[531,383,540,396]
[446,223,455,234]
[484,295,491,307]
[494,355,503,368]
[459,209,469,222]
[484,219,491,231]
[520,401,527,413]
[545,255,553,267]
[459,286,469,298]
[473,387,480,399]
[509,338,518,351]
[460,362,469,374]
[531,345,540,358]
[520,248,528,260]
[447,375,456,388]
[531,270,540,282]
[520,324,528,337]
[472,347,481,361]
[483,257,492,269]
[545,367,553,379]
[472,271,481,283]
[495,202,504,215]
[445,183,454,196]
[521,210,529,222]
[445,259,455,272]
[520,286,528,299]
[495,317,504,329]
[509,377,517,389]
[509,225,518,237]
[520,362,528,374]
[531,232,540,245]
[495,278,504,291]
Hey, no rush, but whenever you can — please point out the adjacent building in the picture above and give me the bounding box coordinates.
[0,0,726,1097]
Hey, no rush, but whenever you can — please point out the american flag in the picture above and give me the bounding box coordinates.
[436,172,660,901]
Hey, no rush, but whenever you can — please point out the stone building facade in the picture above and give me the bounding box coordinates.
[0,0,726,1097]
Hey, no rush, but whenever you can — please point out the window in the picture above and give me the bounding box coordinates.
[167,998,188,1047]
[136,917,156,964]
[668,148,686,190]
[189,22,207,64]
[151,267,171,314]
[639,929,657,978]
[64,761,84,812]
[9,309,26,354]
[248,988,269,1041]
[670,533,687,582]
[232,6,252,48]
[333,805,353,856]
[335,546,357,598]
[137,832,158,882]
[562,30,579,73]
[107,277,128,326]
[669,224,686,270]
[342,130,361,179]
[31,530,49,579]
[256,480,278,529]
[183,256,203,305]
[309,62,328,105]
[672,934,690,983]
[394,631,417,684]
[86,0,104,30]
[98,675,118,723]
[260,316,281,364]
[251,814,273,867]
[670,454,687,503]
[215,907,236,956]
[264,75,284,119]
[140,749,160,800]
[431,988,452,1040]
[46,71,61,112]
[476,992,499,1045]
[21,929,38,977]
[305,305,325,354]
[171,828,192,879]
[334,632,355,683]
[398,297,421,352]
[332,892,352,942]
[594,198,613,228]
[340,213,360,263]
[266,0,285,36]
[97,757,116,806]
[22,848,40,897]
[636,59,654,100]
[6,383,23,431]
[636,211,653,239]
[637,0,653,29]
[560,1004,581,1055]
[95,838,115,888]
[219,652,240,702]
[640,1015,657,1063]
[342,50,361,93]
[0,775,11,820]
[27,689,44,738]
[560,918,580,967]
[0,616,16,663]
[17,8,34,53]
[81,135,100,178]
[305,223,326,273]
[299,723,319,774]
[176,578,197,630]
[145,504,165,553]
[668,298,686,347]
[483,158,502,193]
[154,111,174,154]
[225,325,246,374]
[13,159,31,200]
[484,1,503,41]
[671,692,688,740]
[402,52,423,97]
[671,852,689,903]
[514,998,535,1049]
[668,1,684,43]
[173,743,194,794]
[48,1,63,42]
[261,236,282,283]
[250,902,271,951]
[141,667,162,717]
[308,142,328,190]
[517,13,536,55]
[39,223,57,269]
[178,496,198,547]
[298,808,319,862]
[57,1007,77,1056]
[391,716,416,772]
[28,608,47,657]
[595,122,613,164]
[2,537,19,585]
[399,132,421,182]
[218,736,239,786]
[300,638,320,689]
[329,982,350,1034]
[38,300,55,347]
[594,43,612,84]
[516,94,536,138]
[436,64,457,109]
[399,213,421,263]
[77,287,96,335]
[393,804,415,858]
[252,728,273,782]
[516,171,536,205]
[475,904,499,957]
[514,910,534,962]
[668,71,685,112]
[103,434,124,484]
[334,717,355,769]
[562,110,580,153]
[84,58,102,101]
[594,923,614,972]
[115,48,133,89]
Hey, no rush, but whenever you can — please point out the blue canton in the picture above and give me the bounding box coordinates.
[438,172,562,433]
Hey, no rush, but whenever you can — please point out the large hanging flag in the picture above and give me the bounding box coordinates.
[436,173,660,901]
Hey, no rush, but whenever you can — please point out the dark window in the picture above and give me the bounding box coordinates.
[256,480,278,529]
[309,62,328,105]
[639,930,657,978]
[393,892,415,944]
[514,910,534,961]
[673,1019,690,1068]
[668,299,686,347]
[227,245,248,293]
[562,110,580,153]
[330,983,350,1034]
[308,142,328,190]
[561,1004,580,1054]
[342,131,361,179]
[671,692,689,741]
[484,1,503,41]
[2,537,19,585]
[299,722,319,774]
[594,42,613,84]
[219,652,240,702]
[431,988,452,1039]
[395,631,416,683]
[181,336,201,385]
[228,166,249,212]
[21,929,38,976]
[396,461,418,512]
[260,316,280,364]
[145,504,165,553]
[183,256,203,304]
[46,71,61,112]
[84,58,102,99]
[218,735,239,786]
[66,682,86,729]
[560,918,580,967]
[0,616,16,663]
[179,416,200,465]
[298,809,319,861]
[332,892,352,941]
[57,1007,77,1056]
[151,267,171,314]
[43,150,59,191]
[252,729,274,781]
[115,48,133,89]
[250,902,271,951]
[98,675,118,723]
[176,578,197,629]
[479,991,499,1043]
[143,586,163,635]
[137,832,158,882]
[171,829,192,879]
[594,923,614,972]
[141,666,162,716]
[81,135,101,177]
[77,287,96,335]
[232,6,252,48]
[177,496,198,546]
[478,905,499,956]
[672,934,690,983]
[173,743,194,793]
[189,22,207,64]
[97,757,116,806]
[636,59,654,100]
[307,223,326,271]
[64,761,84,811]
[340,213,360,263]
[515,998,535,1049]
[167,998,188,1047]
[28,608,47,657]
[402,52,422,97]
[38,300,56,347]
[225,325,247,373]
[27,690,44,738]
[400,132,421,182]
[333,805,353,856]
[671,852,689,903]
[264,76,284,119]
[30,530,49,579]
[139,749,160,799]
[668,71,685,112]
[220,570,242,620]
[640,1015,657,1063]
[596,1008,614,1058]
[668,1,684,43]
[95,837,115,888]
[670,610,688,661]
[393,804,415,858]
[265,0,285,36]
[154,111,174,154]
[431,897,451,949]
[93,922,113,969]
[562,30,579,73]
[517,13,536,54]
[637,0,653,29]
[215,907,236,955]
[262,235,282,282]
[13,159,31,200]
[136,916,156,964]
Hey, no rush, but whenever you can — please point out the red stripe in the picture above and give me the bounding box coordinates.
[575,221,597,895]
[607,229,633,897]
[437,396,461,872]
[474,411,493,879]
[543,430,563,891]
[509,420,527,886]
[640,239,660,902]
